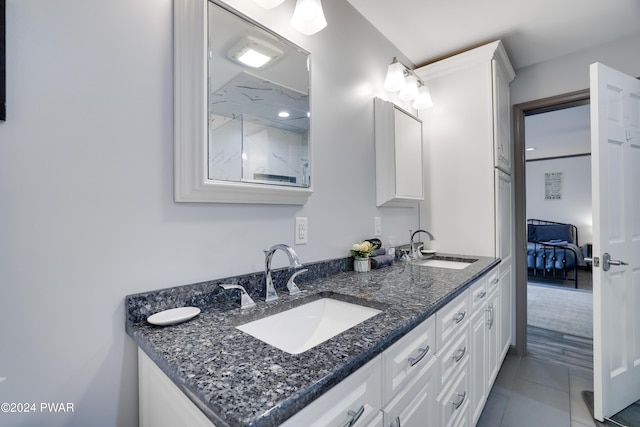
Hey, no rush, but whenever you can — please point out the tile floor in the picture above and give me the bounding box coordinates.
[478,354,602,427]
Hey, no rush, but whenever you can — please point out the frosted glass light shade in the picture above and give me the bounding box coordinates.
[398,75,419,101]
[253,0,286,8]
[384,61,405,92]
[291,0,327,35]
[413,86,433,109]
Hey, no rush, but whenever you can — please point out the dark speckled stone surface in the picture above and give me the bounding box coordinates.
[126,254,499,427]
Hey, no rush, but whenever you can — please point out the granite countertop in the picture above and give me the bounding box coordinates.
[126,254,500,427]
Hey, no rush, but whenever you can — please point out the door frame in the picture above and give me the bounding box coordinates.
[512,89,590,356]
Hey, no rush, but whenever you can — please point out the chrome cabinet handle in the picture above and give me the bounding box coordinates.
[453,347,466,363]
[453,311,466,324]
[408,346,430,367]
[476,291,486,300]
[486,304,494,329]
[452,391,466,410]
[343,405,364,427]
[391,415,401,427]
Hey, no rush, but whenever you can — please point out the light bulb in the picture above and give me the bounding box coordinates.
[413,86,433,109]
[399,75,419,101]
[384,61,405,92]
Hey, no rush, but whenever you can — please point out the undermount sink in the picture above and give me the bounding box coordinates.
[412,256,478,270]
[236,298,381,354]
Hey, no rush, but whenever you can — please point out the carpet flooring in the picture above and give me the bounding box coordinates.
[527,282,593,339]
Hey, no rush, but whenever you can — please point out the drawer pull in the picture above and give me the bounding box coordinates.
[393,415,401,427]
[491,278,499,285]
[453,347,466,363]
[408,346,430,367]
[476,291,486,300]
[452,391,466,410]
[453,311,466,324]
[343,405,364,427]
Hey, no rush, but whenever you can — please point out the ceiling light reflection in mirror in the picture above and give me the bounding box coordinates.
[208,1,311,188]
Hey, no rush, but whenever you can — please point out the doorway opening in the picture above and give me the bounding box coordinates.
[513,89,592,366]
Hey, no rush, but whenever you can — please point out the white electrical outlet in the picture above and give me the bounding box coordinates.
[374,217,382,237]
[295,217,308,244]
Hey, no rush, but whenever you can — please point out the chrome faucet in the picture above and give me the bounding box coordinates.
[409,229,435,259]
[263,244,303,302]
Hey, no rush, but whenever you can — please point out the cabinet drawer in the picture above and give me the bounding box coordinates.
[383,358,437,427]
[468,276,488,314]
[436,290,469,353]
[486,267,499,296]
[438,328,470,389]
[382,315,436,405]
[281,356,382,427]
[437,364,469,427]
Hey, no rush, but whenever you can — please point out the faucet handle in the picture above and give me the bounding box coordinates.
[220,284,256,309]
[286,268,308,296]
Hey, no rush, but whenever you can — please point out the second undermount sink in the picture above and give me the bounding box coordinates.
[413,256,478,270]
[236,297,381,354]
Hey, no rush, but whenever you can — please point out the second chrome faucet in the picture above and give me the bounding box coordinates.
[264,244,305,302]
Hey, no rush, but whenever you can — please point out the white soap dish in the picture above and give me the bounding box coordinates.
[147,307,201,326]
[420,249,436,256]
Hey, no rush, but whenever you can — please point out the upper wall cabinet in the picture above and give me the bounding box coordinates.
[415,40,515,257]
[174,0,312,204]
[374,97,424,207]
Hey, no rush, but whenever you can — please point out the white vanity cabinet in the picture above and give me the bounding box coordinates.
[136,267,507,427]
[374,97,424,207]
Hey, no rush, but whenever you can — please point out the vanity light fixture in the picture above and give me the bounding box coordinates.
[253,0,328,35]
[398,75,419,101]
[526,147,536,151]
[291,0,327,35]
[227,36,283,69]
[413,86,433,109]
[384,57,433,109]
[278,111,290,118]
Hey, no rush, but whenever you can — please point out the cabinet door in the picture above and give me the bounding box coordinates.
[486,290,500,389]
[138,349,215,427]
[492,58,512,174]
[281,356,382,427]
[382,315,436,405]
[383,359,437,427]
[470,307,487,426]
[374,97,424,207]
[499,263,513,359]
[495,169,513,263]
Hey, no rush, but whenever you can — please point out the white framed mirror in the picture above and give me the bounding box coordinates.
[174,0,312,204]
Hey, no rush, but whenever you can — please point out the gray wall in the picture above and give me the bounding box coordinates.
[511,31,640,104]
[0,1,418,425]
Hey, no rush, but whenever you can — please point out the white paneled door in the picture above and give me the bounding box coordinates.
[590,62,640,421]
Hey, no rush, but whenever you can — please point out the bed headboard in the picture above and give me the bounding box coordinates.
[527,219,578,245]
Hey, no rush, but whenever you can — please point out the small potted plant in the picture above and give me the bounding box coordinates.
[351,241,375,272]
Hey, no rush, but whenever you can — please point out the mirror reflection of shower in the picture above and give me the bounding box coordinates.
[207,1,311,188]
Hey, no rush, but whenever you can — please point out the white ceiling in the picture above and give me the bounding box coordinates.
[345,0,640,70]
[525,104,591,160]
